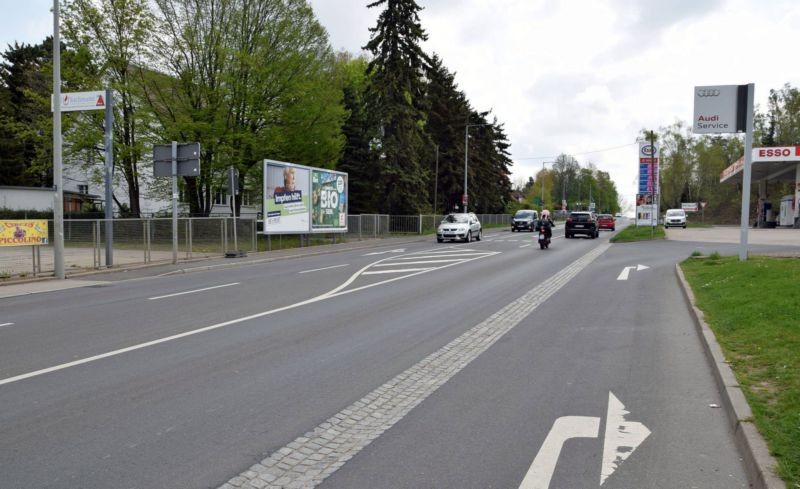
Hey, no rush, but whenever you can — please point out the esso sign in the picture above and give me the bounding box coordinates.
[320,189,339,209]
[753,146,800,162]
[641,145,656,156]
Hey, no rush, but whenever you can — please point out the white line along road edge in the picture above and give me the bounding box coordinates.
[148,282,240,300]
[218,244,611,489]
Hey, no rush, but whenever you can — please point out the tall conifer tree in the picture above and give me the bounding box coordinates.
[364,0,431,214]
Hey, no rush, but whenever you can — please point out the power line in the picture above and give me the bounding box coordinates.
[513,142,638,161]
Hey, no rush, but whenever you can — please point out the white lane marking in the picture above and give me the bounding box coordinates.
[519,416,601,489]
[363,248,405,256]
[508,239,519,242]
[394,253,488,259]
[374,259,462,266]
[298,264,349,274]
[222,244,612,489]
[148,282,240,300]
[520,244,532,248]
[362,268,434,275]
[0,322,14,328]
[616,264,649,281]
[0,249,502,388]
[601,392,651,485]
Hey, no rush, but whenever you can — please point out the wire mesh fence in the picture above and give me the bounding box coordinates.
[0,214,510,278]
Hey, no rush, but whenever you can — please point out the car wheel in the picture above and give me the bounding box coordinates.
[511,227,516,232]
[612,227,615,231]
[437,238,443,243]
[464,231,471,243]
[476,229,482,241]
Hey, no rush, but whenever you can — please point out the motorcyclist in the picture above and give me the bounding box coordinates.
[538,210,555,240]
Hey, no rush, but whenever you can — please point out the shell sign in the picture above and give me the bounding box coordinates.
[0,220,49,246]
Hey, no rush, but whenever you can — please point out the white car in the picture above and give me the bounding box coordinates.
[664,209,687,228]
[437,213,482,242]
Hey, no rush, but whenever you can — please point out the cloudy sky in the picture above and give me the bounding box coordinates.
[3,0,799,209]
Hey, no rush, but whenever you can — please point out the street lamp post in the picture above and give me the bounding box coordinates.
[540,161,554,213]
[464,123,492,213]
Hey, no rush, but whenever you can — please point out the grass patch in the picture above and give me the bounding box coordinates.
[681,256,800,486]
[610,225,665,243]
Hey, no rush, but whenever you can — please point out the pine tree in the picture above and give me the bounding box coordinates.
[364,0,432,214]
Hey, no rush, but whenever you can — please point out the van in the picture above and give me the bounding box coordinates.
[511,209,539,232]
[664,209,687,228]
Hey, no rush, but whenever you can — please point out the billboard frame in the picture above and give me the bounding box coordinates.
[310,168,348,234]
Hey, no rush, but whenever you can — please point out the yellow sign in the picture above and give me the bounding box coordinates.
[0,220,49,246]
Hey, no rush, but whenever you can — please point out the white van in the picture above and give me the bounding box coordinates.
[664,209,687,228]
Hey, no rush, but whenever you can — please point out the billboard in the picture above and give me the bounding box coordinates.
[263,160,311,233]
[311,169,348,232]
[0,220,49,246]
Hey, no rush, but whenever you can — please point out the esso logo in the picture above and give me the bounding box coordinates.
[320,189,339,209]
[641,144,656,156]
[758,148,792,158]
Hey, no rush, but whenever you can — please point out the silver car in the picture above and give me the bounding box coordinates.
[437,213,482,242]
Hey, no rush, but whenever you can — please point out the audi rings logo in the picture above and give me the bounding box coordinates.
[697,89,721,97]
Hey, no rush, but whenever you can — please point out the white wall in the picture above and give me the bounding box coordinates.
[0,187,55,211]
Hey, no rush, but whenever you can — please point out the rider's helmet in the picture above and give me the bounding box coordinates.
[541,209,550,219]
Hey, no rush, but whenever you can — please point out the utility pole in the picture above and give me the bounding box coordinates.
[434,144,439,215]
[52,0,64,279]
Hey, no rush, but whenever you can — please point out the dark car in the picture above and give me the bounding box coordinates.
[597,214,615,231]
[565,211,599,239]
[511,209,539,232]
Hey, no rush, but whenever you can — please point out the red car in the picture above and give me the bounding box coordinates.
[597,214,615,231]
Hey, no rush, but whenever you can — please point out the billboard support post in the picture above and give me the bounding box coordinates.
[52,0,64,279]
[171,141,178,264]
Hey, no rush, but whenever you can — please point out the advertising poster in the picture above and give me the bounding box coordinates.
[311,169,348,232]
[0,220,49,246]
[264,161,310,233]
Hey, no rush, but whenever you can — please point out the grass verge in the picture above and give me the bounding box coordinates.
[610,225,666,243]
[680,254,800,486]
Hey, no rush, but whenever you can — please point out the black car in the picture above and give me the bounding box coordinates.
[511,209,539,232]
[565,211,599,239]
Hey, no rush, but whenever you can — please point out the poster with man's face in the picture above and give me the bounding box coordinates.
[264,161,310,233]
[311,169,348,232]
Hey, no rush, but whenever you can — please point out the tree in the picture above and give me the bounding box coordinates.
[63,0,156,217]
[364,0,431,214]
[143,0,343,216]
[0,40,53,187]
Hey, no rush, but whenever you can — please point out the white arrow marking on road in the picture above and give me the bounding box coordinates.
[601,392,651,485]
[519,416,600,489]
[616,264,649,281]
[363,248,405,256]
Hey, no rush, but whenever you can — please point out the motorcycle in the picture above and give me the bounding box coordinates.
[537,225,551,249]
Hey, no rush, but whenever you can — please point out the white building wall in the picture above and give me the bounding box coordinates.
[0,187,55,211]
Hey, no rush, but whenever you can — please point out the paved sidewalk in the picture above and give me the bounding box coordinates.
[666,226,800,246]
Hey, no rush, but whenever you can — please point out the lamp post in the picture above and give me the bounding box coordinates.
[540,161,553,213]
[464,122,492,213]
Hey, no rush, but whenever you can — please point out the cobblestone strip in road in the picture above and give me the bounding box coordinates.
[219,244,611,489]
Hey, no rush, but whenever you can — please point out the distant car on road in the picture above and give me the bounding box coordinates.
[565,211,599,239]
[511,209,539,232]
[664,209,687,228]
[437,213,482,242]
[597,214,615,231]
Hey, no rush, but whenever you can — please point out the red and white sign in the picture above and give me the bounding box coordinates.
[753,146,800,162]
[51,90,107,112]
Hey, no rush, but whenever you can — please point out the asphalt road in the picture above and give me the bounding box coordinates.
[0,222,779,489]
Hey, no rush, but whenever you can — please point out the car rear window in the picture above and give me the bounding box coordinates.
[570,213,591,221]
[515,211,534,218]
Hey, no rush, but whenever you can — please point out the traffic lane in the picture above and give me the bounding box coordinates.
[321,239,749,489]
[0,240,445,379]
[0,229,605,488]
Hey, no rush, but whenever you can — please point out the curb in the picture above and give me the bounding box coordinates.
[674,264,785,489]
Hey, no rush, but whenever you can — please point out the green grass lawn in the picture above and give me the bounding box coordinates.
[610,225,666,242]
[681,255,800,486]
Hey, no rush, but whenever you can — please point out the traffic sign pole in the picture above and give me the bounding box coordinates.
[172,141,178,264]
[52,0,64,279]
[104,87,114,266]
[739,84,755,261]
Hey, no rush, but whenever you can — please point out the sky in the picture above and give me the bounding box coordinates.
[3,0,800,211]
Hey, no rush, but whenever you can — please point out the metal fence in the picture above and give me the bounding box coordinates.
[0,214,510,278]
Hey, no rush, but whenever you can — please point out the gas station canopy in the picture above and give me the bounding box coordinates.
[720,146,800,183]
